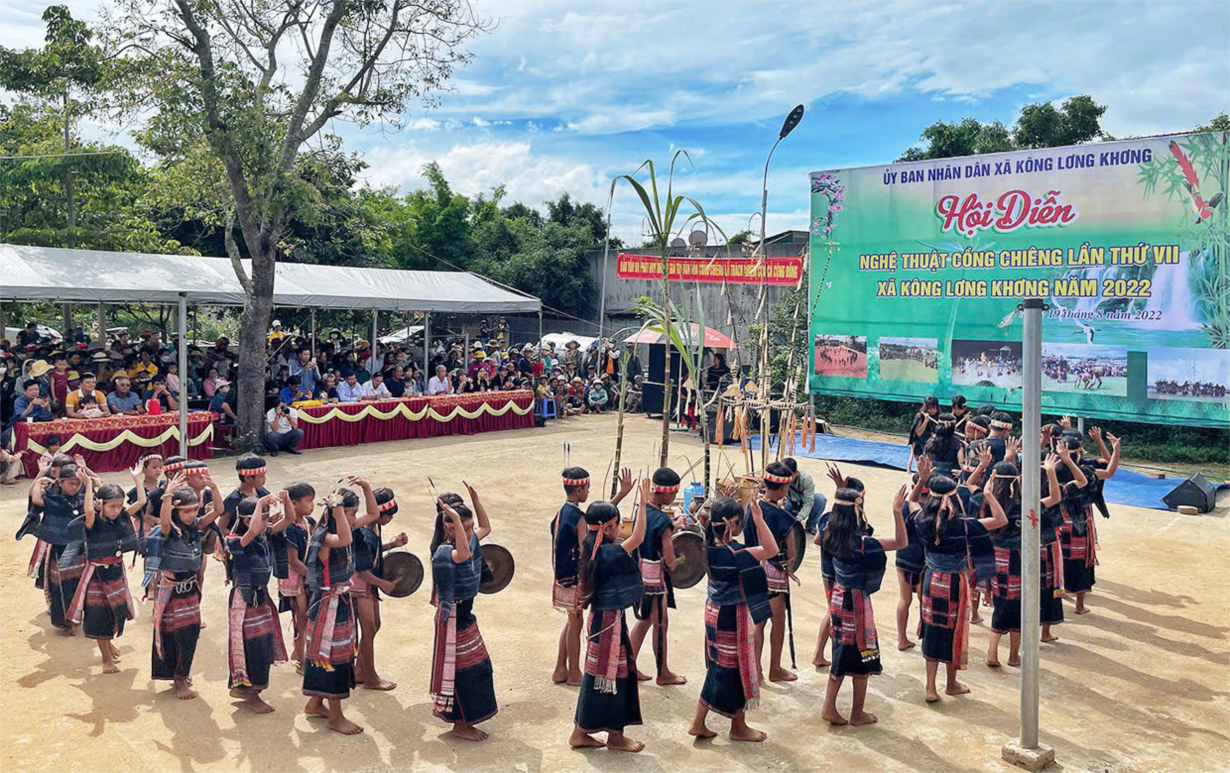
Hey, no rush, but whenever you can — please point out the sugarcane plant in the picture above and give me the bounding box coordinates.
[611,151,726,467]
[633,288,715,496]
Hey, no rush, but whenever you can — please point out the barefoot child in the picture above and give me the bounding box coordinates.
[912,474,1007,702]
[1059,432,1119,615]
[127,454,165,597]
[630,466,686,686]
[302,487,362,735]
[820,485,909,726]
[276,483,316,671]
[149,476,223,699]
[70,476,143,673]
[744,461,799,683]
[429,486,498,740]
[985,461,1023,668]
[813,464,869,665]
[353,485,406,692]
[689,497,776,742]
[29,462,90,634]
[552,467,633,685]
[570,482,649,753]
[225,494,290,713]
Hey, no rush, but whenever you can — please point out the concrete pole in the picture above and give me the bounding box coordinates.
[1003,297,1054,771]
[178,293,189,457]
[538,309,544,345]
[598,193,613,339]
[0,302,5,340]
[1076,415,1084,436]
[310,308,317,357]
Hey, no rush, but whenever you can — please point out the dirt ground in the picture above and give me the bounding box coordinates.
[2,414,1228,773]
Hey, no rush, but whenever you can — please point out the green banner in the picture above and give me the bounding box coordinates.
[808,132,1230,428]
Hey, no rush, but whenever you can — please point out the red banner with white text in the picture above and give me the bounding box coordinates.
[616,253,804,285]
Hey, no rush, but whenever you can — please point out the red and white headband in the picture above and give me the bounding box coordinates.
[182,464,208,476]
[378,498,398,512]
[651,484,679,494]
[164,460,185,472]
[763,472,792,485]
[990,420,1013,430]
[563,476,589,486]
[238,465,267,476]
[140,453,163,465]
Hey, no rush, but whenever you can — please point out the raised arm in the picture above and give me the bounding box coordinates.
[1056,444,1087,488]
[160,474,187,534]
[746,498,781,562]
[875,485,910,551]
[321,493,352,548]
[965,444,991,490]
[439,498,471,563]
[1041,456,1062,508]
[977,481,1009,531]
[125,464,147,518]
[29,475,50,507]
[240,496,269,547]
[1089,426,1110,461]
[910,456,933,504]
[1095,433,1121,479]
[350,477,381,528]
[621,477,650,555]
[464,481,492,541]
[609,468,633,506]
[81,469,96,530]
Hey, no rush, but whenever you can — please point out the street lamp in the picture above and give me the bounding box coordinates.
[757,104,805,255]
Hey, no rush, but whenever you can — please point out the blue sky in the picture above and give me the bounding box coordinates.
[3,0,1228,243]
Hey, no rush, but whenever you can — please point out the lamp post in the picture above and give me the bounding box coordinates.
[757,104,805,472]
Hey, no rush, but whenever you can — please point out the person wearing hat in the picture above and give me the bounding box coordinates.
[18,321,42,350]
[267,319,286,345]
[131,350,159,385]
[586,378,608,414]
[467,350,495,382]
[209,379,237,425]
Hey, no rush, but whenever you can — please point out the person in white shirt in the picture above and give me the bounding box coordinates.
[426,364,452,396]
[263,397,303,456]
[360,372,392,401]
[336,372,364,403]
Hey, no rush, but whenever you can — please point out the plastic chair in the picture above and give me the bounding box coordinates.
[539,397,558,420]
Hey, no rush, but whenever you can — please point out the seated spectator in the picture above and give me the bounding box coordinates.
[264,397,303,457]
[13,379,53,422]
[66,373,110,419]
[0,446,24,484]
[563,383,585,417]
[314,373,340,403]
[426,364,452,396]
[535,375,552,403]
[458,374,479,394]
[106,376,144,416]
[600,374,618,410]
[587,378,608,414]
[143,373,179,413]
[280,374,313,405]
[625,375,644,413]
[360,372,392,401]
[164,361,182,397]
[476,369,494,393]
[131,350,158,385]
[385,365,406,398]
[336,372,364,403]
[209,379,237,425]
[17,321,41,351]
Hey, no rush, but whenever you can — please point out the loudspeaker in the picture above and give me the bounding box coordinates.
[642,344,681,417]
[1163,473,1217,514]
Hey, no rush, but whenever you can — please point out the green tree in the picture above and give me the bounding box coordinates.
[727,229,752,246]
[897,95,1107,161]
[1196,113,1230,133]
[109,0,488,435]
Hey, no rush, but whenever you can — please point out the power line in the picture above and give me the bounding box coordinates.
[0,150,126,161]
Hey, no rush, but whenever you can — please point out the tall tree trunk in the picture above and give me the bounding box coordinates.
[236,250,276,438]
[63,90,75,232]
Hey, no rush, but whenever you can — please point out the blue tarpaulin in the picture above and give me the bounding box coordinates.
[751,433,1223,511]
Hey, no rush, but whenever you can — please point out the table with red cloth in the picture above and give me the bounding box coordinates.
[297,391,535,451]
[10,411,218,477]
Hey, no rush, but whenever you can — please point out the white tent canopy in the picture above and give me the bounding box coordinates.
[0,243,541,313]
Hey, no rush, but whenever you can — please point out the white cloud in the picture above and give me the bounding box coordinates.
[407,118,441,131]
[471,117,491,127]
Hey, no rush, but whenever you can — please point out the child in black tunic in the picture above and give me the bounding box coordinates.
[30,463,89,633]
[75,478,144,672]
[570,480,650,753]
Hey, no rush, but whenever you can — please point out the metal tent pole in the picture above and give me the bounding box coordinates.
[310,309,317,356]
[538,309,544,345]
[423,312,431,382]
[96,303,106,344]
[370,310,379,373]
[177,293,189,456]
[1003,297,1054,771]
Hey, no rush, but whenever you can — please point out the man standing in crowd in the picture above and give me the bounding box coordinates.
[289,347,318,395]
[263,397,303,456]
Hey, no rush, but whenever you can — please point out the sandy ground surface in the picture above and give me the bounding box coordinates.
[2,414,1228,773]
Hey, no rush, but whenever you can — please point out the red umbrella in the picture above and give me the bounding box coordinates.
[623,324,737,349]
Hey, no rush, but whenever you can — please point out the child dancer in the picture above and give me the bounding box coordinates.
[820,484,909,725]
[630,466,685,685]
[277,483,316,672]
[913,474,1007,702]
[30,462,90,634]
[70,474,143,672]
[128,453,165,597]
[689,497,775,742]
[226,494,290,713]
[570,480,649,753]
[149,475,222,699]
[744,461,798,683]
[812,464,869,664]
[302,486,361,734]
[353,486,407,691]
[430,486,497,740]
[553,467,632,685]
[984,462,1022,667]
[908,396,940,471]
[1059,432,1118,614]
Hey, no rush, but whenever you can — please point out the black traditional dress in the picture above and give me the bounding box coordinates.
[829,535,887,678]
[32,486,86,631]
[302,524,356,699]
[226,530,287,690]
[575,543,643,733]
[146,522,204,681]
[70,515,138,640]
[989,503,1023,634]
[430,533,497,726]
[551,502,585,612]
[699,541,770,716]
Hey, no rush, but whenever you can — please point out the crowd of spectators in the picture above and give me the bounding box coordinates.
[1,318,652,475]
